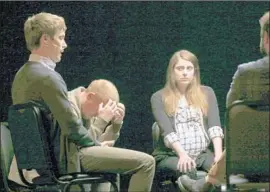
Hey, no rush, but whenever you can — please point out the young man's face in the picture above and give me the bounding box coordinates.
[46,29,67,63]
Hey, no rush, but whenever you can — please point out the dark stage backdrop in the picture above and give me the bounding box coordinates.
[1,0,269,152]
[0,1,269,189]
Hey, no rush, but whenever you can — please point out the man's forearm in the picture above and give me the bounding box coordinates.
[99,124,120,142]
[111,122,122,133]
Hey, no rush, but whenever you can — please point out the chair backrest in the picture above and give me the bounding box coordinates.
[7,101,57,182]
[152,122,160,149]
[1,122,14,191]
[226,100,270,177]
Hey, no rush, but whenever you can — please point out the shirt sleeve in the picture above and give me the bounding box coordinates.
[99,124,121,142]
[208,126,224,139]
[151,91,180,146]
[205,86,224,139]
[89,116,108,136]
[40,73,94,147]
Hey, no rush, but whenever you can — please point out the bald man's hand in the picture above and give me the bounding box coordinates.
[98,99,117,123]
[113,103,125,124]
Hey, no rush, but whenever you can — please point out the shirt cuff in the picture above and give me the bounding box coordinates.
[164,132,180,148]
[208,126,224,139]
[113,120,123,125]
[103,126,120,140]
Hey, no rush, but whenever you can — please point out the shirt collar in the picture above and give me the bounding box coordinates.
[263,56,269,63]
[68,86,87,119]
[28,54,56,71]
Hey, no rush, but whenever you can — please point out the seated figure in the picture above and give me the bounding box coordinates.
[150,49,224,191]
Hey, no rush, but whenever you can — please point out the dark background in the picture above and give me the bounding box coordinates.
[0,1,269,190]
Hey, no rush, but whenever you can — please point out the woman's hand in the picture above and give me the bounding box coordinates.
[177,152,196,173]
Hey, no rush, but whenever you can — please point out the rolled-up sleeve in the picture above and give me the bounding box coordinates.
[208,126,224,139]
[164,132,179,148]
[151,91,179,147]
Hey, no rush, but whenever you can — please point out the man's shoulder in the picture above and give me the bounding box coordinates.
[19,62,66,88]
[68,86,85,94]
[68,87,85,99]
[16,61,55,78]
[67,88,83,119]
[238,57,269,72]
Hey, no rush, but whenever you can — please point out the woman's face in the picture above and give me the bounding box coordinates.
[173,57,195,87]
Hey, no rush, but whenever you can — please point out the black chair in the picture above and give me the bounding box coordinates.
[151,122,178,192]
[0,122,12,192]
[7,101,119,192]
[1,122,34,192]
[225,100,270,191]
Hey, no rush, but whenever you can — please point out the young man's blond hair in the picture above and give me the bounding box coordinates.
[24,12,66,51]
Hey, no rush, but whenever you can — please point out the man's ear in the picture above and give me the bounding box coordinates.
[265,32,269,44]
[40,34,50,46]
[86,92,95,101]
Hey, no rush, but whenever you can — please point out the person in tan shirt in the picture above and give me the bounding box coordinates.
[67,79,124,191]
[68,79,124,148]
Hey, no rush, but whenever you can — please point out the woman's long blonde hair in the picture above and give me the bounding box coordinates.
[162,50,208,116]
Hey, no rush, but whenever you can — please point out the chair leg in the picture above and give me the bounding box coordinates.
[63,183,86,192]
[110,181,119,192]
[62,183,71,192]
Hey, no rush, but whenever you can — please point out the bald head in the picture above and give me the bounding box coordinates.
[86,79,119,104]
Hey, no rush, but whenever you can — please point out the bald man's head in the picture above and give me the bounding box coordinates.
[80,79,120,118]
[86,79,119,104]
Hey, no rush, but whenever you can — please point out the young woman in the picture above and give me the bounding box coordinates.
[150,49,224,191]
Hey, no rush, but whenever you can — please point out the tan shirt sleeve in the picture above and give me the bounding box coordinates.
[89,117,122,143]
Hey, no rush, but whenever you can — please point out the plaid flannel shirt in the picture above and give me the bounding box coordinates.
[164,100,224,159]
